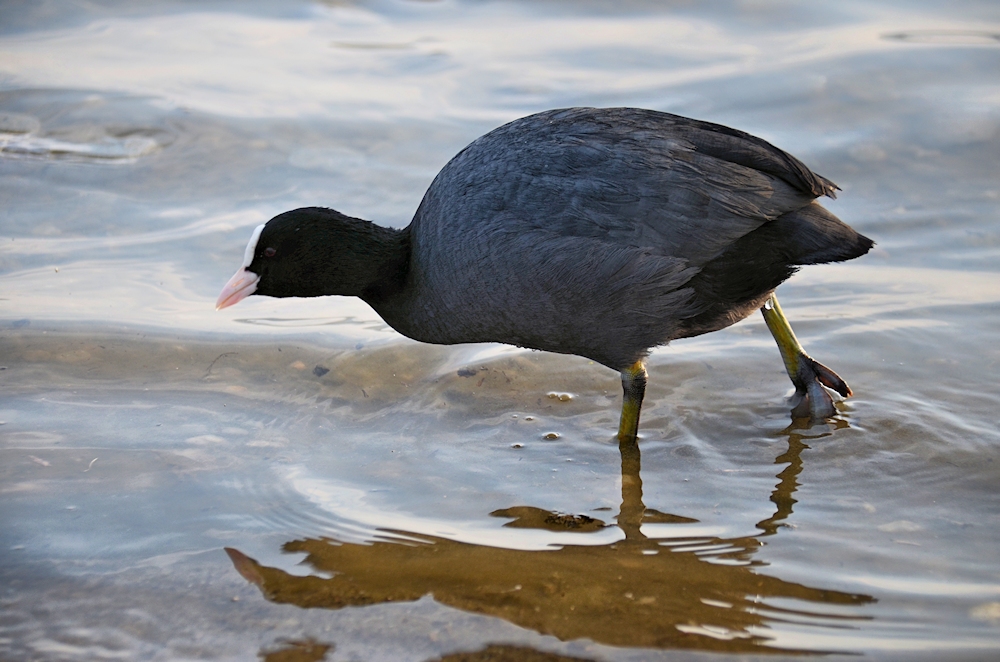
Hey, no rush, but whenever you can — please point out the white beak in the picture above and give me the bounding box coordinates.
[216,268,260,310]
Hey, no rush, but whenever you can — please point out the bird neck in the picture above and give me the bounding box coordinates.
[354,222,411,303]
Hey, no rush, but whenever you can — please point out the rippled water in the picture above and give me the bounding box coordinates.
[2,1,1000,660]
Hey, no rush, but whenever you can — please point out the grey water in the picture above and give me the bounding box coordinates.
[2,1,999,660]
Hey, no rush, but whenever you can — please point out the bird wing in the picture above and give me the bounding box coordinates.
[429,107,834,268]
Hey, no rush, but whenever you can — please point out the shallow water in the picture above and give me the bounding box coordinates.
[2,1,1000,660]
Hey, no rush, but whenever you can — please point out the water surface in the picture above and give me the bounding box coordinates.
[2,1,1000,660]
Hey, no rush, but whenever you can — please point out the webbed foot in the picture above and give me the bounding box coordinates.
[788,355,851,420]
[761,293,852,422]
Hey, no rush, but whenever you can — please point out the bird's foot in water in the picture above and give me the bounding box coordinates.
[788,355,852,420]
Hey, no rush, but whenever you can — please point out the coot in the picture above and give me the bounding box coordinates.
[217,107,872,441]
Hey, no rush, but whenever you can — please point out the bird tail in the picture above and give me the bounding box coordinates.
[772,203,874,265]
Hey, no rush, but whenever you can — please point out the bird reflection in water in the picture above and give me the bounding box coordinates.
[227,423,873,656]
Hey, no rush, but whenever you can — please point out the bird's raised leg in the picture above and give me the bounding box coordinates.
[617,360,647,443]
[761,294,852,420]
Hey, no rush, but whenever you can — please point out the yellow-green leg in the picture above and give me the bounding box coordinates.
[761,294,852,419]
[617,360,647,442]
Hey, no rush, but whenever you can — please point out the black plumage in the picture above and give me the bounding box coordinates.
[218,107,872,434]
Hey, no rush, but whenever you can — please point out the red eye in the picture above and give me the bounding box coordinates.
[264,247,277,257]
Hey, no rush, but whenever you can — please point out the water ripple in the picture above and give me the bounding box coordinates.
[0,130,165,162]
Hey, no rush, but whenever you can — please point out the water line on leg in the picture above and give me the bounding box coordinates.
[617,360,647,443]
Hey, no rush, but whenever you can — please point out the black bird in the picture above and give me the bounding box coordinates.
[217,107,872,440]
